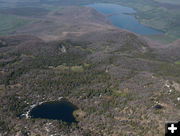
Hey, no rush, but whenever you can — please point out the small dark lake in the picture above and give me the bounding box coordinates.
[86,3,163,35]
[29,99,78,123]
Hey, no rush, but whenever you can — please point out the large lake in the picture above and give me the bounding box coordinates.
[86,3,163,35]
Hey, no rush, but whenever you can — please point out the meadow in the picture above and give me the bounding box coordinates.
[103,0,180,42]
[154,0,180,5]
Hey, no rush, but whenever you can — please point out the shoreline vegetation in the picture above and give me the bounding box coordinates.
[98,0,180,43]
[20,97,64,119]
[0,0,179,43]
[86,3,164,36]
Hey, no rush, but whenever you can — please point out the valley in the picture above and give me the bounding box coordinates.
[0,0,180,43]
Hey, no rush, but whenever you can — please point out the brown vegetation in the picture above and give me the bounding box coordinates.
[0,4,180,136]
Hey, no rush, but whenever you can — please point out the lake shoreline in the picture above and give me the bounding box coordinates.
[20,97,64,119]
[85,3,163,35]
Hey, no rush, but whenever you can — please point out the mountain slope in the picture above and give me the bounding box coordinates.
[0,4,180,136]
[0,31,180,136]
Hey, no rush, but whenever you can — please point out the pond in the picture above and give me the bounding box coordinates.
[86,3,163,35]
[29,99,78,123]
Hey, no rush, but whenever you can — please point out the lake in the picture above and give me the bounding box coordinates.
[86,3,163,35]
[29,99,78,123]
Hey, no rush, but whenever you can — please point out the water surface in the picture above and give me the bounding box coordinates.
[86,3,163,35]
[29,99,78,123]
